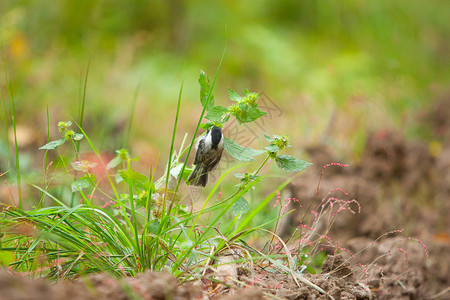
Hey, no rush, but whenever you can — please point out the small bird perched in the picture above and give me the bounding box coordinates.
[187,126,224,187]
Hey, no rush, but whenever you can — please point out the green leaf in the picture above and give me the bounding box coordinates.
[39,138,65,150]
[238,101,249,110]
[118,170,150,190]
[228,88,242,102]
[264,135,274,142]
[247,107,267,121]
[235,107,267,124]
[199,70,214,109]
[71,178,91,193]
[223,137,265,161]
[232,197,249,217]
[234,172,261,188]
[170,163,184,178]
[205,106,229,123]
[73,133,84,141]
[147,220,160,235]
[200,122,214,130]
[181,167,193,182]
[0,250,14,266]
[107,156,122,170]
[171,163,192,182]
[275,155,312,172]
[233,173,260,181]
[115,172,123,183]
[264,144,279,153]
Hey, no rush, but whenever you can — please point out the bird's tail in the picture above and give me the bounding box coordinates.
[187,164,208,187]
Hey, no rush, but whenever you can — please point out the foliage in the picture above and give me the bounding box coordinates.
[0,69,313,282]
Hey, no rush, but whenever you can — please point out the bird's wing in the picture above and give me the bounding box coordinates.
[205,147,224,171]
[193,138,205,165]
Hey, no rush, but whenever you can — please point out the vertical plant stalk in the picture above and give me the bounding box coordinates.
[2,44,21,207]
[7,77,22,208]
[122,81,141,148]
[163,79,184,216]
[70,65,89,206]
[1,92,11,171]
[127,159,140,255]
[1,42,11,169]
[38,106,51,208]
[76,63,89,154]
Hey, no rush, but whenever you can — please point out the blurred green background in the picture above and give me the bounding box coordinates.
[1,0,450,174]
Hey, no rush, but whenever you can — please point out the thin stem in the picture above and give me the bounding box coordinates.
[76,62,89,152]
[39,106,50,208]
[164,79,184,217]
[127,159,140,255]
[254,155,270,176]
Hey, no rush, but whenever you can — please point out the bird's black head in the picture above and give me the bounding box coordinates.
[210,126,222,146]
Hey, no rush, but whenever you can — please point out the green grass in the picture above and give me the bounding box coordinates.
[0,63,318,283]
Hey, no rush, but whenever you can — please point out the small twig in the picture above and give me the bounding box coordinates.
[426,286,450,300]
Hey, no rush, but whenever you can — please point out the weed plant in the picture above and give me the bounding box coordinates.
[0,62,313,282]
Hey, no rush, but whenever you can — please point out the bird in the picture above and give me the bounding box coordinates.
[187,126,224,187]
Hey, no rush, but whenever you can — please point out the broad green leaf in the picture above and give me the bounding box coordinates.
[235,107,267,124]
[71,178,91,192]
[170,163,184,178]
[171,163,193,182]
[246,107,267,121]
[39,138,65,150]
[200,122,214,130]
[119,170,150,190]
[107,156,122,170]
[199,70,214,109]
[222,114,231,123]
[181,167,193,182]
[264,135,274,142]
[275,155,312,172]
[205,106,229,123]
[147,220,160,235]
[232,197,249,216]
[223,137,265,161]
[238,101,249,110]
[264,144,279,153]
[0,250,14,266]
[115,172,123,183]
[228,87,241,102]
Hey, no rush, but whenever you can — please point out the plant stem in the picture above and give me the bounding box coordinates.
[164,79,183,217]
[254,154,270,176]
[127,159,140,256]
